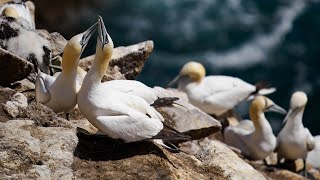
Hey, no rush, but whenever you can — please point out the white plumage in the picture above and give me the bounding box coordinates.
[171,61,276,116]
[78,16,165,142]
[224,96,286,160]
[276,91,315,161]
[35,22,97,114]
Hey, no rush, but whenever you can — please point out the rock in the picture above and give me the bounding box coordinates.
[307,135,320,169]
[79,40,154,81]
[26,102,73,128]
[0,119,78,179]
[2,92,28,118]
[37,30,67,57]
[0,47,33,85]
[153,87,221,140]
[0,87,15,121]
[195,139,266,179]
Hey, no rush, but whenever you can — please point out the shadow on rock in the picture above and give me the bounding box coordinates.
[74,128,176,162]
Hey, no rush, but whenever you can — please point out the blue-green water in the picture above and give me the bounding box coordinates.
[56,0,320,135]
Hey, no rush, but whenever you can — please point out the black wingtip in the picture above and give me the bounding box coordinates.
[150,97,180,108]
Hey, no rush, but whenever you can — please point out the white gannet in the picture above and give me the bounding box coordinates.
[224,96,286,160]
[276,91,315,175]
[35,22,98,119]
[77,16,187,145]
[169,61,276,117]
[0,1,35,29]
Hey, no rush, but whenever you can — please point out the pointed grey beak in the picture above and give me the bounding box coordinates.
[98,15,109,48]
[267,104,287,115]
[168,75,181,87]
[80,22,98,54]
[281,109,292,126]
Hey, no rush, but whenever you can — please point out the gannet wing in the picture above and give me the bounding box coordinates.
[103,80,158,104]
[305,128,315,151]
[201,76,255,109]
[236,120,255,131]
[224,124,252,156]
[35,72,55,103]
[96,114,163,142]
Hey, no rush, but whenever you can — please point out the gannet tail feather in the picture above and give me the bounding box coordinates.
[247,81,276,100]
[151,126,191,143]
[257,88,277,96]
[150,97,180,108]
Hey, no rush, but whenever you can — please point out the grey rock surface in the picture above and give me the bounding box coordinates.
[79,40,154,81]
[0,48,33,85]
[153,86,221,140]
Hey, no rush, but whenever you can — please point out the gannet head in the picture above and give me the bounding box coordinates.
[290,91,308,109]
[96,15,114,61]
[168,61,206,86]
[281,91,308,125]
[62,22,98,71]
[2,6,19,19]
[250,96,287,121]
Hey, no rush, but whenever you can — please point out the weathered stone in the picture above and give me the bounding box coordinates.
[2,92,28,118]
[37,30,67,57]
[0,47,33,85]
[196,139,266,179]
[0,119,77,179]
[79,40,154,81]
[153,87,221,140]
[307,135,320,169]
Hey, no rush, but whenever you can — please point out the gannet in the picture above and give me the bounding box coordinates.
[35,22,98,119]
[169,61,276,117]
[77,16,188,145]
[0,9,51,74]
[224,96,286,160]
[276,91,315,175]
[0,1,35,29]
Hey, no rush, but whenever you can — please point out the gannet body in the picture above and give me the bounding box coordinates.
[224,96,286,160]
[0,1,35,29]
[276,92,315,162]
[306,135,320,169]
[78,16,173,143]
[35,22,97,114]
[170,62,276,116]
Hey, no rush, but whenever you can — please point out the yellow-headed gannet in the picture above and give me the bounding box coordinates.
[35,22,98,119]
[276,91,315,175]
[0,1,35,29]
[169,61,276,117]
[224,96,286,160]
[78,16,189,145]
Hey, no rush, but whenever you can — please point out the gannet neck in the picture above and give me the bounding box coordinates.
[61,47,81,75]
[251,111,273,134]
[285,107,305,129]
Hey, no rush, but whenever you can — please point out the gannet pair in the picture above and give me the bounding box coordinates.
[276,91,315,175]
[78,16,189,145]
[224,96,286,160]
[169,61,276,117]
[0,1,35,29]
[35,22,98,119]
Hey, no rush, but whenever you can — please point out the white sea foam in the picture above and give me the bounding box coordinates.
[204,0,306,69]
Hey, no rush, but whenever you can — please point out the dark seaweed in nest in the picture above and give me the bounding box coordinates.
[0,21,19,40]
[42,45,51,67]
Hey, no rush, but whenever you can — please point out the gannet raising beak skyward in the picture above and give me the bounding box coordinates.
[276,91,315,176]
[224,96,286,160]
[77,16,190,145]
[169,61,276,117]
[35,22,98,119]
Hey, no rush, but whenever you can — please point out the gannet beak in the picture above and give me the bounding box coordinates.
[267,104,287,114]
[80,22,98,54]
[168,75,182,87]
[98,15,109,49]
[281,109,292,126]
